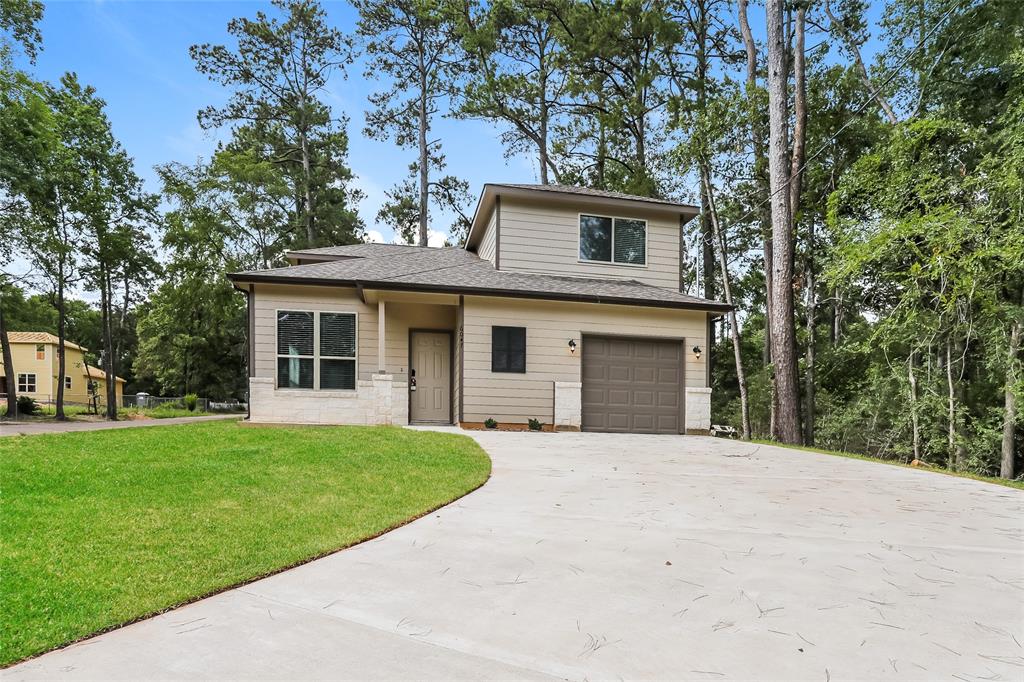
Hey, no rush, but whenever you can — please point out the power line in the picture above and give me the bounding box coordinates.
[727,0,968,231]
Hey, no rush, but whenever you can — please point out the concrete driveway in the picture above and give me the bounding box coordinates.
[7,431,1023,680]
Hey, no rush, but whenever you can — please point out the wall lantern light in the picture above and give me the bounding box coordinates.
[692,345,703,360]
[568,339,578,354]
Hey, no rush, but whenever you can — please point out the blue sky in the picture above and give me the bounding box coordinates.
[21,0,534,249]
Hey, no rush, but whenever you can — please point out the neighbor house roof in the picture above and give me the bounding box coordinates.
[465,183,700,251]
[230,246,730,313]
[0,332,126,383]
[7,331,86,352]
[84,366,126,383]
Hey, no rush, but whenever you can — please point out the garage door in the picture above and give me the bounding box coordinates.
[581,336,684,434]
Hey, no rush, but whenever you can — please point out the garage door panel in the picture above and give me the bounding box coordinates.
[607,389,631,406]
[657,391,679,408]
[634,366,656,383]
[608,366,631,382]
[582,335,684,434]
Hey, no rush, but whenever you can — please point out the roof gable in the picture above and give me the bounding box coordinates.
[464,183,699,251]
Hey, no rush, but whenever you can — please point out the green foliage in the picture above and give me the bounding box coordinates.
[484,417,498,429]
[354,0,472,243]
[15,395,36,415]
[527,418,542,431]
[190,0,364,250]
[182,393,199,412]
[0,0,43,62]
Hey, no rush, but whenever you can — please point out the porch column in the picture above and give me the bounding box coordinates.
[377,299,386,373]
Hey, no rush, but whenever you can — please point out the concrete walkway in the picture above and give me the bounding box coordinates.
[0,414,239,437]
[5,431,1023,680]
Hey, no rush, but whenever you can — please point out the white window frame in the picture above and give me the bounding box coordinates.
[18,373,36,393]
[577,212,649,268]
[275,309,358,391]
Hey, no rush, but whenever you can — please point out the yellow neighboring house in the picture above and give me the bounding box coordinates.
[0,332,125,406]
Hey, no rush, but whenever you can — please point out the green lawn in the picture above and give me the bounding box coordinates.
[0,421,491,666]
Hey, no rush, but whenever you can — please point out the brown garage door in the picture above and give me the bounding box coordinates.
[581,336,684,434]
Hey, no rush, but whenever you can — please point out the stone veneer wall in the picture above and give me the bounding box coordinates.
[249,375,409,425]
[685,387,712,434]
[553,381,582,431]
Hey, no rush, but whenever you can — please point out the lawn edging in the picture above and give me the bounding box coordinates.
[1,422,492,667]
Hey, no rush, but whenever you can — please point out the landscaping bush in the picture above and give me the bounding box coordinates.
[484,418,498,429]
[528,418,543,431]
[183,394,199,412]
[16,396,38,416]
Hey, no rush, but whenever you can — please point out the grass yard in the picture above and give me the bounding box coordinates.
[0,421,491,666]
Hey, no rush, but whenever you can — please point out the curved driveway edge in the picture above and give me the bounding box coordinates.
[5,431,1023,680]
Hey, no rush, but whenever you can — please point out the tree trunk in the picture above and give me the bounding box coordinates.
[1002,297,1022,479]
[56,279,67,421]
[101,268,117,420]
[739,0,774,430]
[789,5,808,218]
[702,168,751,439]
[803,223,816,446]
[942,335,958,466]
[765,0,802,445]
[0,299,16,417]
[823,0,899,124]
[907,350,921,461]
[417,48,430,248]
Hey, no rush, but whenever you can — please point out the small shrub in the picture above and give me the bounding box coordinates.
[16,396,38,416]
[528,418,543,431]
[484,418,498,429]
[183,394,199,412]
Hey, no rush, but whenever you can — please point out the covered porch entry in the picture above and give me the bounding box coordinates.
[366,289,459,426]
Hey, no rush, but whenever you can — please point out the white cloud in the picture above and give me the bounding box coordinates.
[427,229,449,248]
[365,229,386,243]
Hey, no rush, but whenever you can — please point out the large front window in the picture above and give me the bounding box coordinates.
[579,214,647,266]
[276,310,357,390]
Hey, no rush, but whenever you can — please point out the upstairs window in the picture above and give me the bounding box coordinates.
[579,214,647,266]
[492,326,526,373]
[276,310,357,390]
[35,344,45,360]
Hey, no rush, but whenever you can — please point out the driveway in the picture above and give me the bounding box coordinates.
[0,414,239,437]
[6,432,1023,680]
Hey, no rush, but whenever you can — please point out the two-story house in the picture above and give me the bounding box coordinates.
[228,184,729,434]
[0,332,125,407]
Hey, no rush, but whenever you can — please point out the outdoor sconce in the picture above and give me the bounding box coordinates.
[692,345,703,360]
[568,339,578,354]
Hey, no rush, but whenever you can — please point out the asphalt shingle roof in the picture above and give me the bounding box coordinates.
[490,184,697,209]
[231,246,730,312]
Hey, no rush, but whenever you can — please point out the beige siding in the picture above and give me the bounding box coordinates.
[461,296,707,424]
[496,197,681,289]
[253,284,456,384]
[478,207,497,265]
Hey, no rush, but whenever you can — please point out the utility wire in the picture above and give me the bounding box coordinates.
[727,0,968,231]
